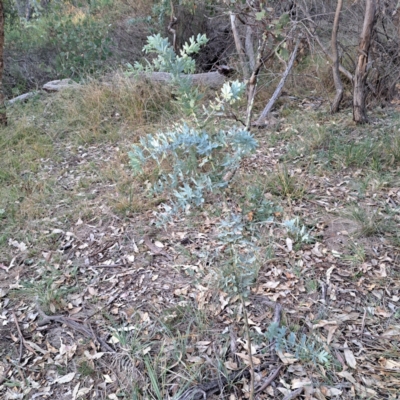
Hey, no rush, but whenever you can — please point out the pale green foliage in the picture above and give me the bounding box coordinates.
[126,33,210,117]
[206,81,246,113]
[215,214,260,298]
[128,33,208,77]
[128,32,255,223]
[129,124,258,223]
[266,323,332,367]
[127,33,245,121]
[283,217,313,244]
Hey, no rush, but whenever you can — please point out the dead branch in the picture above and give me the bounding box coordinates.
[270,303,282,362]
[175,362,274,400]
[241,295,255,400]
[12,311,35,361]
[245,36,272,129]
[222,167,238,183]
[168,17,178,53]
[245,26,256,71]
[7,91,36,105]
[0,365,11,385]
[43,78,80,92]
[255,366,282,394]
[36,306,115,353]
[254,39,300,127]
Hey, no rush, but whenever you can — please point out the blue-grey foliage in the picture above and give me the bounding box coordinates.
[266,323,331,366]
[128,124,258,223]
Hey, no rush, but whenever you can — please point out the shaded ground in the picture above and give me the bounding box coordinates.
[0,86,399,399]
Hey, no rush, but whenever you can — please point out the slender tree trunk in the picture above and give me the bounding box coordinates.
[245,26,255,71]
[298,1,354,82]
[245,37,273,130]
[331,0,344,113]
[230,12,250,80]
[0,0,7,126]
[353,0,377,124]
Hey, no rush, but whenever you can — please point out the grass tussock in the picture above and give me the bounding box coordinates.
[50,77,177,144]
[285,110,400,172]
[0,76,180,261]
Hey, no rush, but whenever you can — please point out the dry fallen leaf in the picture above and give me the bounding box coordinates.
[277,351,298,365]
[343,342,357,369]
[379,358,400,370]
[235,352,261,365]
[54,372,75,384]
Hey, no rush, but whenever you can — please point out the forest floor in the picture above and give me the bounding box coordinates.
[0,80,399,399]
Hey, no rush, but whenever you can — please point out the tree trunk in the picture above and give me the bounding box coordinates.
[331,0,344,113]
[353,0,377,124]
[0,0,6,126]
[245,26,255,71]
[230,12,250,80]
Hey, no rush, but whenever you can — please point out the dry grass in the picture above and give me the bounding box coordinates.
[1,76,400,399]
[0,76,178,258]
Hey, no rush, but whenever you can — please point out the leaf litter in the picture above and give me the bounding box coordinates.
[0,106,400,399]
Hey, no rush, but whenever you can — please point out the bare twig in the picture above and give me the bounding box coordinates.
[255,366,282,394]
[270,303,282,362]
[0,365,11,385]
[35,306,115,353]
[12,311,35,361]
[90,263,126,268]
[360,308,367,336]
[175,362,272,400]
[320,281,328,303]
[241,295,255,400]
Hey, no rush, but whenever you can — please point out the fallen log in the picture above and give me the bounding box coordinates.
[7,91,36,105]
[8,71,226,107]
[43,78,80,92]
[133,71,226,89]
